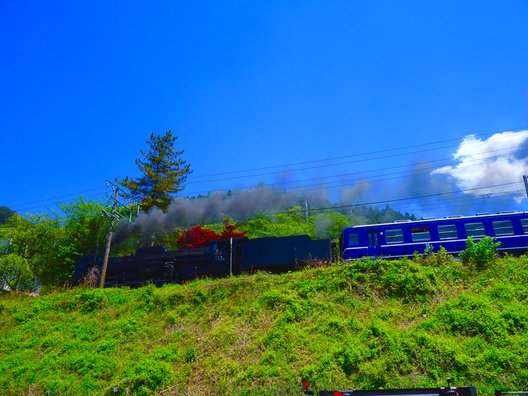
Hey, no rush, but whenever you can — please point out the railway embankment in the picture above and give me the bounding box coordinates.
[1,253,527,395]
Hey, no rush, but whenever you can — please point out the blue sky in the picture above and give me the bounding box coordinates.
[1,1,528,218]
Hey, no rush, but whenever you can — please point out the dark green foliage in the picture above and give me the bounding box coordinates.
[436,293,510,340]
[312,210,351,240]
[381,259,437,301]
[0,254,35,291]
[0,199,108,288]
[75,289,109,313]
[239,207,313,238]
[459,236,501,270]
[125,359,172,394]
[347,258,438,301]
[118,131,192,212]
[238,205,415,242]
[0,206,15,224]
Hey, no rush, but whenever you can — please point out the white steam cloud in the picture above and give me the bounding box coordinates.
[432,130,528,199]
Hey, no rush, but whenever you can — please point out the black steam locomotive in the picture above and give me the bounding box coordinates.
[72,235,332,287]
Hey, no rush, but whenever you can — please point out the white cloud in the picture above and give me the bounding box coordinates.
[432,130,528,198]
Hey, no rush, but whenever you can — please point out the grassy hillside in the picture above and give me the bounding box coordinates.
[1,253,528,395]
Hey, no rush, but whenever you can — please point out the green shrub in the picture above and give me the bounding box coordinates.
[381,260,436,301]
[459,236,500,270]
[126,359,172,394]
[74,289,108,313]
[435,293,508,340]
[414,246,455,267]
[185,347,198,363]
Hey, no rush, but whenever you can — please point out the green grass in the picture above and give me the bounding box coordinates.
[1,254,528,395]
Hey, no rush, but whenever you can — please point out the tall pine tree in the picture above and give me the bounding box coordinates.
[119,131,192,211]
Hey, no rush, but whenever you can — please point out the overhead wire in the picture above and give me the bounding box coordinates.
[268,146,522,188]
[183,144,525,197]
[189,130,502,179]
[9,190,110,214]
[7,130,527,214]
[183,137,527,195]
[386,189,526,213]
[186,142,460,185]
[271,181,525,216]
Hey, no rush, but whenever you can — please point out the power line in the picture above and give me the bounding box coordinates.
[268,181,524,216]
[183,147,524,197]
[190,130,503,179]
[7,130,526,213]
[269,147,523,188]
[10,153,522,214]
[184,141,525,190]
[8,187,107,209]
[187,142,459,185]
[10,191,109,213]
[386,189,525,213]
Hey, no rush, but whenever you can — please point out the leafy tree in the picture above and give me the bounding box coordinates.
[119,131,192,212]
[459,236,501,270]
[0,199,108,288]
[177,226,222,249]
[152,228,184,251]
[0,214,62,287]
[240,207,313,238]
[177,223,247,249]
[0,253,35,291]
[56,198,108,260]
[313,210,350,241]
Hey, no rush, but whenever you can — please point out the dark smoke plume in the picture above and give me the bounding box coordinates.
[113,184,328,244]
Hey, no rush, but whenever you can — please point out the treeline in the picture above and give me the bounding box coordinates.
[0,206,15,224]
[0,200,108,291]
[0,198,414,292]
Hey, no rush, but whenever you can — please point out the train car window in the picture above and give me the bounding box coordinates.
[464,222,485,237]
[438,224,458,239]
[411,227,430,242]
[349,232,359,246]
[522,219,528,233]
[385,229,403,244]
[493,220,514,235]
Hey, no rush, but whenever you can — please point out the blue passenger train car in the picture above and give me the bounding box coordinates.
[342,212,528,260]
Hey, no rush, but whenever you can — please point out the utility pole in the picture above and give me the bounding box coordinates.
[100,186,119,288]
[99,180,138,288]
[524,175,528,200]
